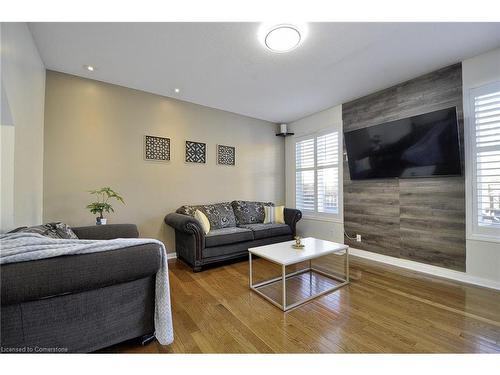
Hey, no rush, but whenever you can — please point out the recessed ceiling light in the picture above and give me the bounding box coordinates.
[260,24,305,53]
[174,88,180,93]
[84,65,95,72]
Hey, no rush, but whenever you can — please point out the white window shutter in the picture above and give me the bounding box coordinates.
[474,87,500,229]
[317,132,339,214]
[295,131,340,216]
[295,138,315,212]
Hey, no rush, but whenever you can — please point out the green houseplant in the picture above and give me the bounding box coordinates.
[86,187,125,225]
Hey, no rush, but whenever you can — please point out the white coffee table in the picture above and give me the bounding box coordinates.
[248,237,349,311]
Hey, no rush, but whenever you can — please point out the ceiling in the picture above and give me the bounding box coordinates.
[29,22,500,123]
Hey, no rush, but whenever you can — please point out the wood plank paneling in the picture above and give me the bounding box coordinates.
[342,63,466,270]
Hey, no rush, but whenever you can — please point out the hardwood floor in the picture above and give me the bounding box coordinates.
[102,255,500,353]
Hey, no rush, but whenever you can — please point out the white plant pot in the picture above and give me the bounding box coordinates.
[96,218,107,225]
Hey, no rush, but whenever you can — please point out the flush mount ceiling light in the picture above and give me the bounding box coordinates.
[84,65,95,72]
[259,24,306,53]
[174,88,180,93]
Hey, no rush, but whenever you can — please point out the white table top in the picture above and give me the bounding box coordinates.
[248,237,348,266]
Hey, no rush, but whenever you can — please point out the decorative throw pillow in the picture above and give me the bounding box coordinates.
[176,205,198,217]
[263,206,274,224]
[177,203,236,230]
[274,205,285,224]
[201,202,236,229]
[231,201,274,225]
[264,205,285,224]
[7,226,28,233]
[194,209,211,234]
[17,222,78,239]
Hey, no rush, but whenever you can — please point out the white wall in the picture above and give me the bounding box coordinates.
[284,105,344,243]
[462,47,500,283]
[0,23,45,232]
[1,125,15,230]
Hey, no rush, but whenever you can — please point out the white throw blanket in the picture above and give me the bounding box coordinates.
[0,232,174,345]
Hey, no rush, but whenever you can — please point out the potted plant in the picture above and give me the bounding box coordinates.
[86,187,125,225]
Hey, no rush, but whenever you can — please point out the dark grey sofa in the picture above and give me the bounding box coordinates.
[165,201,302,272]
[1,224,160,353]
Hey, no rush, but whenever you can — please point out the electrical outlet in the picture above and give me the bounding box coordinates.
[356,234,362,242]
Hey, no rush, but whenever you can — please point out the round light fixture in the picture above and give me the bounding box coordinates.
[263,24,303,53]
[84,65,95,72]
[174,88,180,93]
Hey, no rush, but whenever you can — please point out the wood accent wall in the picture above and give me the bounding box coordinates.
[342,64,465,271]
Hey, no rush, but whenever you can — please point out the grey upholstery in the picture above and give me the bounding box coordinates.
[164,213,205,267]
[71,223,139,240]
[165,202,302,272]
[284,208,302,235]
[1,244,161,305]
[1,224,159,353]
[1,276,155,353]
[205,227,253,247]
[238,223,291,240]
[203,235,293,259]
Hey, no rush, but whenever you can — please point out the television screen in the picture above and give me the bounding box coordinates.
[344,107,461,180]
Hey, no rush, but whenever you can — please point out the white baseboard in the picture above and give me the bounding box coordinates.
[166,252,177,260]
[349,247,500,291]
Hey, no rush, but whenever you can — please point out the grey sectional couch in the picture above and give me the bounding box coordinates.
[164,201,302,272]
[1,224,160,353]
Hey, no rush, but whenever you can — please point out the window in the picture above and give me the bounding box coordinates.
[469,81,500,239]
[295,131,340,217]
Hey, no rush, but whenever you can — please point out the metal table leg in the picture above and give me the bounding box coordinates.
[345,247,350,282]
[249,252,253,287]
[309,259,312,296]
[282,264,286,311]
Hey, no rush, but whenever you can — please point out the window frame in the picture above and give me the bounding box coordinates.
[294,127,342,222]
[466,80,500,243]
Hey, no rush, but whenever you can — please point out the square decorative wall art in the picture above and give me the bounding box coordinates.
[144,135,170,161]
[185,140,206,163]
[217,144,236,166]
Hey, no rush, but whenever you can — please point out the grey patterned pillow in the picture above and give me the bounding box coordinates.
[177,203,236,230]
[231,201,274,225]
[177,205,199,217]
[17,222,78,239]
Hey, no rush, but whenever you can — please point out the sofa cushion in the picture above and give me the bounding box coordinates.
[238,223,292,240]
[177,202,236,230]
[205,227,253,248]
[231,201,274,225]
[203,234,294,259]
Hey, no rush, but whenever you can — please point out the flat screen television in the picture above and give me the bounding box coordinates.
[344,107,462,180]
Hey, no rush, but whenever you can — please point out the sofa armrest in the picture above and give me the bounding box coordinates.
[284,208,302,236]
[164,213,205,271]
[164,213,205,236]
[71,224,139,240]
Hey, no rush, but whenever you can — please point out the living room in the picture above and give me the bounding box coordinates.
[1,0,500,372]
